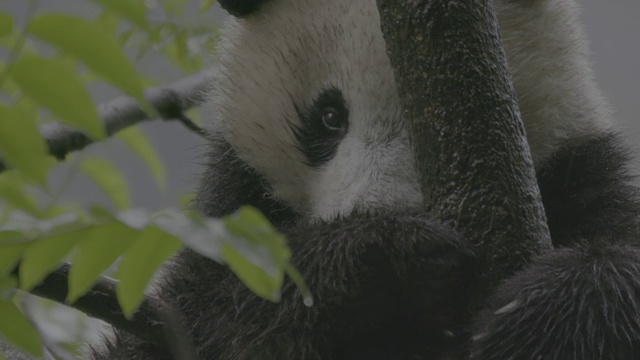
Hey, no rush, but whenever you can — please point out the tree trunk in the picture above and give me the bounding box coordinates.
[376,0,552,305]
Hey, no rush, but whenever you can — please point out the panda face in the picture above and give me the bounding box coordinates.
[211,0,422,219]
[209,0,613,220]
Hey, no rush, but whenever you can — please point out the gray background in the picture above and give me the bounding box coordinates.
[1,0,639,210]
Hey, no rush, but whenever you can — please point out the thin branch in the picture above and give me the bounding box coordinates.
[0,67,216,172]
[176,113,207,137]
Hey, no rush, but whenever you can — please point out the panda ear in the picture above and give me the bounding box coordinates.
[219,0,270,17]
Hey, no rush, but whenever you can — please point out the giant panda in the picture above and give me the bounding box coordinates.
[91,0,640,359]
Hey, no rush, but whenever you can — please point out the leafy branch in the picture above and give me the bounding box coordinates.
[12,263,167,349]
[0,1,226,357]
[0,206,307,359]
[0,68,214,173]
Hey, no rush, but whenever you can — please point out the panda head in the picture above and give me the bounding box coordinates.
[210,0,613,220]
[211,0,421,220]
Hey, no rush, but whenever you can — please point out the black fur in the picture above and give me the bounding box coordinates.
[91,132,640,359]
[194,137,294,222]
[537,134,640,246]
[471,134,640,359]
[218,0,270,17]
[92,135,475,360]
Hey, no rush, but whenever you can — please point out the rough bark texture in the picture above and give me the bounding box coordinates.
[376,0,552,300]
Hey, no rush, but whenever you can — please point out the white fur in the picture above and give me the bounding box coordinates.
[208,0,613,220]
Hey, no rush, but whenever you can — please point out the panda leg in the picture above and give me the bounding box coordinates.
[471,243,640,360]
[471,135,640,359]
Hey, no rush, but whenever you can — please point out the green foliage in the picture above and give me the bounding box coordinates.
[28,14,145,100]
[67,223,137,303]
[19,230,84,291]
[81,158,131,210]
[223,207,291,301]
[10,55,106,140]
[0,106,51,185]
[117,226,181,317]
[0,12,13,39]
[0,299,42,356]
[90,0,151,32]
[1,205,298,314]
[0,0,308,356]
[0,242,25,276]
[0,172,44,217]
[117,127,167,190]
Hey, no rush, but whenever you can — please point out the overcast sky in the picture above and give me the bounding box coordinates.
[1,0,639,210]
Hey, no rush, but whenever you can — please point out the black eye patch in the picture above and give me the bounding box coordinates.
[292,87,349,168]
[219,0,269,17]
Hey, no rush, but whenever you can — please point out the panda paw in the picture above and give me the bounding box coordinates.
[367,212,476,328]
[470,245,640,360]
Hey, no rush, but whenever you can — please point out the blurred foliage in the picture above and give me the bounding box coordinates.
[0,0,307,358]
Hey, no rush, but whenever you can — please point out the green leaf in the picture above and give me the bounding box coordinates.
[81,158,131,210]
[0,241,26,277]
[173,30,188,66]
[117,127,166,190]
[91,0,150,32]
[20,230,84,290]
[163,29,190,70]
[224,206,290,277]
[0,106,51,185]
[115,208,150,230]
[0,276,18,295]
[222,243,281,301]
[0,172,42,216]
[28,14,144,99]
[68,223,138,303]
[96,11,119,36]
[180,193,196,207]
[152,209,222,262]
[222,206,291,301]
[0,299,42,356]
[117,226,181,318]
[163,0,190,16]
[14,95,40,125]
[199,0,217,13]
[285,263,313,306]
[118,28,135,47]
[0,12,13,38]
[10,56,105,140]
[0,212,82,241]
[0,230,23,244]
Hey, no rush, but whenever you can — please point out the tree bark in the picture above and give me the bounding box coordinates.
[376,0,552,304]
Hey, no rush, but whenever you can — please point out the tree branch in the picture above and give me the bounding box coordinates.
[0,68,216,172]
[376,0,552,304]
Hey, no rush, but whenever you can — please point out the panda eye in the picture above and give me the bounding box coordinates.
[321,107,346,131]
[292,87,349,168]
